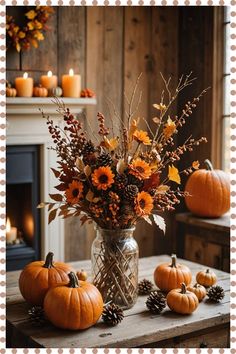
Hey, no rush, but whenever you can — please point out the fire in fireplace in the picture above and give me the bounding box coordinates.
[6,145,41,271]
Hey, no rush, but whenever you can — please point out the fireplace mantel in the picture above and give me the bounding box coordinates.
[6,98,97,262]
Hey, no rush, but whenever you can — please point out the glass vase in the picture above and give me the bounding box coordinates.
[91,227,139,309]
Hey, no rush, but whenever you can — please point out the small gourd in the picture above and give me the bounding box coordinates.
[76,269,88,281]
[33,84,48,97]
[196,269,217,287]
[6,82,17,97]
[167,283,199,314]
[44,272,104,330]
[19,252,73,305]
[48,86,63,97]
[187,283,206,301]
[154,254,192,292]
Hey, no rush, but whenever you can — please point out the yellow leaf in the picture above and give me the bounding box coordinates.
[157,185,170,194]
[103,136,119,151]
[128,118,140,144]
[192,160,200,170]
[18,31,26,39]
[168,165,181,184]
[163,117,176,139]
[26,10,37,20]
[13,26,19,33]
[34,20,43,30]
[84,165,92,177]
[76,157,85,171]
[153,103,166,111]
[27,21,34,30]
[16,42,21,52]
[31,39,38,48]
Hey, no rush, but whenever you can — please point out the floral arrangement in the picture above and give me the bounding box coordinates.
[6,6,54,52]
[39,73,208,232]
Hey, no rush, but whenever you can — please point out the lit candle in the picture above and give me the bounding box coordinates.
[40,70,58,90]
[6,218,17,243]
[15,72,33,97]
[62,68,81,98]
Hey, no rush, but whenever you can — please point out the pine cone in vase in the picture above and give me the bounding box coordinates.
[138,279,154,295]
[81,140,96,156]
[207,285,225,302]
[123,185,139,202]
[115,173,128,190]
[97,152,113,166]
[102,303,124,326]
[28,306,47,326]
[146,291,166,314]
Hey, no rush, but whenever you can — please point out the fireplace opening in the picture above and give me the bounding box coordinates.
[6,145,41,271]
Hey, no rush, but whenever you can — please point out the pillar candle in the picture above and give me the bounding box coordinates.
[40,71,58,90]
[62,69,81,98]
[6,218,17,243]
[15,72,33,97]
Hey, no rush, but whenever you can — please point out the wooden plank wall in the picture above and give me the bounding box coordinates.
[6,6,216,262]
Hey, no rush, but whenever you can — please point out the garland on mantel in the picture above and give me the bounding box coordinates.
[6,6,54,52]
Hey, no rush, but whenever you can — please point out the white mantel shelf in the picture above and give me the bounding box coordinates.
[6,97,97,116]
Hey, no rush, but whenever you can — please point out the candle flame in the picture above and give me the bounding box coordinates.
[6,218,11,233]
[47,70,53,77]
[23,72,28,79]
[69,68,74,76]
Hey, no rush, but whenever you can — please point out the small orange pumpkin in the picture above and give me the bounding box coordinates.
[6,82,17,97]
[187,283,206,301]
[19,252,73,305]
[44,272,104,330]
[196,269,217,287]
[185,159,230,218]
[167,283,199,314]
[33,84,48,97]
[154,254,192,292]
[76,269,88,281]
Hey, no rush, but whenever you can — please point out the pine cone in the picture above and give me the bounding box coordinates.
[138,279,154,295]
[207,285,225,302]
[28,306,47,326]
[123,185,139,201]
[81,140,96,156]
[146,291,166,314]
[128,175,144,189]
[115,174,128,190]
[97,153,113,166]
[102,303,124,326]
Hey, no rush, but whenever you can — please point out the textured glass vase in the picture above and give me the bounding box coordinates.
[91,227,139,309]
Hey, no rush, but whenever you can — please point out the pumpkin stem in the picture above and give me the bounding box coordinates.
[68,272,80,288]
[181,283,187,294]
[204,159,213,171]
[206,269,210,273]
[43,252,54,268]
[170,254,177,268]
[194,283,199,288]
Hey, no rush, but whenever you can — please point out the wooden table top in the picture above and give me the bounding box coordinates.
[6,255,230,348]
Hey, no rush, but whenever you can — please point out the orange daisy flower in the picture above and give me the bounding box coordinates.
[135,191,154,216]
[65,180,83,204]
[129,158,152,180]
[133,130,152,145]
[92,166,115,190]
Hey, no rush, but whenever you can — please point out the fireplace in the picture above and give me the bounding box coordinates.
[6,145,41,270]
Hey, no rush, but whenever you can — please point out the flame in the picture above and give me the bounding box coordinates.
[23,72,28,79]
[47,70,52,77]
[69,68,74,76]
[6,218,11,233]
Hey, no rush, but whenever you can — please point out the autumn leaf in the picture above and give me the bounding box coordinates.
[48,208,57,224]
[152,117,160,124]
[84,165,92,177]
[192,160,200,170]
[51,168,60,178]
[55,183,67,191]
[153,103,166,111]
[26,10,37,20]
[37,202,48,208]
[103,136,119,151]
[143,215,152,225]
[49,193,63,202]
[116,158,127,174]
[168,165,181,184]
[76,157,85,171]
[152,214,166,234]
[86,190,94,202]
[163,117,176,139]
[48,203,56,212]
[128,118,140,145]
[157,185,169,194]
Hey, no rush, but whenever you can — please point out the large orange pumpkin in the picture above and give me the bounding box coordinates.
[19,252,73,306]
[154,254,192,292]
[185,159,230,218]
[167,283,199,314]
[44,272,104,330]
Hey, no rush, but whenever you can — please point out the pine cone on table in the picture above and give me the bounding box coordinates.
[138,279,154,295]
[102,303,124,326]
[146,291,166,314]
[28,306,47,326]
[207,285,225,302]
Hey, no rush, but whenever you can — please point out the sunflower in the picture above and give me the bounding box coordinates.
[135,191,154,216]
[92,166,115,190]
[65,180,83,204]
[129,158,152,180]
[133,130,152,145]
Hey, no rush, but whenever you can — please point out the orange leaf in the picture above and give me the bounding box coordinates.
[192,160,200,170]
[168,165,181,184]
[48,208,57,224]
[49,193,63,202]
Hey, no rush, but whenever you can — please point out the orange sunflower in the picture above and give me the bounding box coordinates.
[129,158,152,180]
[65,180,83,204]
[133,130,152,145]
[92,166,115,190]
[135,191,154,216]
